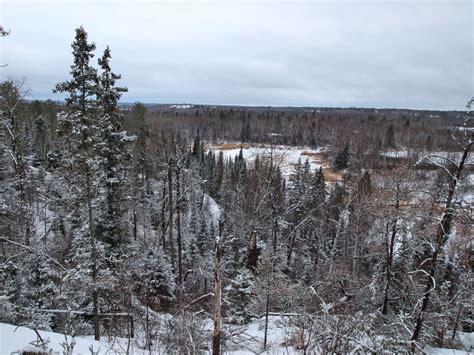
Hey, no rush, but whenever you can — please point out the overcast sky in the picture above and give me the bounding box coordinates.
[1,0,472,110]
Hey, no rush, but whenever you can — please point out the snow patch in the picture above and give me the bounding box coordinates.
[203,194,221,227]
[170,104,194,109]
[0,323,138,354]
[381,150,413,158]
[456,126,474,132]
[207,144,327,178]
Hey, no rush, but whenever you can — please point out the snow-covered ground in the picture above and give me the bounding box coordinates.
[460,174,474,208]
[196,315,295,354]
[381,150,474,208]
[466,173,474,186]
[0,318,293,354]
[428,332,474,354]
[1,321,472,354]
[203,193,222,226]
[170,104,194,109]
[380,149,473,164]
[0,323,139,354]
[207,143,328,178]
[455,126,474,132]
[381,150,414,159]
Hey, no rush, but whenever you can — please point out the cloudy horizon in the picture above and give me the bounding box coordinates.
[1,0,472,110]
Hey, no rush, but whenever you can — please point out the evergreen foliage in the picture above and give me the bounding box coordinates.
[0,24,471,354]
[334,143,350,170]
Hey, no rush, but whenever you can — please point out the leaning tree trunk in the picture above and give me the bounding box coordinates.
[411,138,472,343]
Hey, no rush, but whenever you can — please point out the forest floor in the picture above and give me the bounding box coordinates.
[1,320,472,354]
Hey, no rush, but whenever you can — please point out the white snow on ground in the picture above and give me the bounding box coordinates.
[223,316,474,354]
[460,173,474,208]
[1,322,472,354]
[382,152,474,209]
[203,193,221,226]
[429,349,471,355]
[381,150,474,165]
[466,174,474,186]
[456,126,474,131]
[207,144,327,178]
[0,323,141,354]
[458,331,474,352]
[429,331,473,355]
[196,315,298,354]
[461,193,474,208]
[170,104,193,109]
[381,150,414,158]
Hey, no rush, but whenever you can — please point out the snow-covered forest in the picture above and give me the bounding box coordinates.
[0,26,473,354]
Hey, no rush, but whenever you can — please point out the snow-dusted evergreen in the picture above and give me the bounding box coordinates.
[0,27,472,354]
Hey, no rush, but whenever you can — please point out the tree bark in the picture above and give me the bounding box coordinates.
[247,229,258,271]
[382,185,400,315]
[168,157,175,269]
[133,210,137,241]
[176,165,183,290]
[263,291,270,350]
[161,181,167,250]
[212,221,223,355]
[86,169,100,341]
[411,141,471,342]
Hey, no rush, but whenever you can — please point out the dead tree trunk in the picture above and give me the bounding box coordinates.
[263,291,270,350]
[411,126,472,342]
[212,221,223,355]
[161,180,167,250]
[286,229,299,268]
[168,157,175,268]
[272,217,278,254]
[176,165,183,290]
[247,229,258,271]
[382,183,401,315]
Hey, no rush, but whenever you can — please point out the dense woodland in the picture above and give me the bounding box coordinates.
[1,27,473,353]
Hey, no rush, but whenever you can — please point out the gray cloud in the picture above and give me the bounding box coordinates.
[1,0,472,109]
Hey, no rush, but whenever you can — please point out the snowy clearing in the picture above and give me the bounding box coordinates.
[206,143,328,178]
[170,104,194,109]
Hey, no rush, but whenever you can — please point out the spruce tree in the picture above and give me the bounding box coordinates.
[54,26,102,340]
[334,143,350,170]
[95,46,134,248]
[385,123,395,148]
[32,115,47,167]
[309,166,326,209]
[54,27,98,115]
[227,269,254,324]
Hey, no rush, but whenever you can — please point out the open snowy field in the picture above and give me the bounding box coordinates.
[206,143,330,179]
